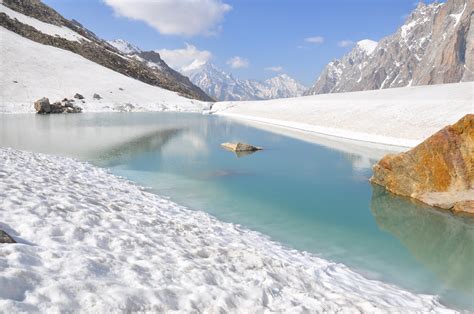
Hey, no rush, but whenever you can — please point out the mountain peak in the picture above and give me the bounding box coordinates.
[356,39,378,55]
[107,39,141,55]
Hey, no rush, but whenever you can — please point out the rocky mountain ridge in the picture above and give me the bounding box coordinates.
[0,0,213,102]
[306,0,473,95]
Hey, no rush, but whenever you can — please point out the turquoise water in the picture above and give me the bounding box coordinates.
[1,112,473,310]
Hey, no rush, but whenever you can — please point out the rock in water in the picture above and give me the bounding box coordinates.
[0,230,16,243]
[221,142,263,152]
[370,114,473,215]
[34,97,51,114]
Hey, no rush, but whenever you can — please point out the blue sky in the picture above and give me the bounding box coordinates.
[43,0,441,85]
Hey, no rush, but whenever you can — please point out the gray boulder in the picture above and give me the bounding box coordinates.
[34,97,51,114]
[74,93,84,99]
[93,93,102,100]
[50,101,66,113]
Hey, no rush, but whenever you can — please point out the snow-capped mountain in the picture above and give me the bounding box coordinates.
[305,0,473,95]
[182,62,306,101]
[0,0,212,101]
[108,39,141,55]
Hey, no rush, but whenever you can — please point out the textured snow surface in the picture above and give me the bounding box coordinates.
[0,148,453,312]
[213,82,474,147]
[0,28,209,113]
[0,3,88,42]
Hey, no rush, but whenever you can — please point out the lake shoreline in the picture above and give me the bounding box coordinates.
[0,147,453,312]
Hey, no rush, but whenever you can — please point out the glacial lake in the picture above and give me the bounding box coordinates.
[1,112,473,310]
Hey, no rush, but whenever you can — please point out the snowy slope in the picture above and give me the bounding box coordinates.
[213,82,474,147]
[183,62,306,101]
[0,28,210,113]
[0,147,451,312]
[0,1,212,102]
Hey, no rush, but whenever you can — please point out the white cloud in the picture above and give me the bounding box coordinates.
[103,0,232,36]
[265,66,283,72]
[227,56,249,69]
[304,36,324,44]
[337,40,354,48]
[157,44,212,72]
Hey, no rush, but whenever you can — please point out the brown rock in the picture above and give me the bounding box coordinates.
[370,114,474,215]
[34,97,51,114]
[221,142,263,152]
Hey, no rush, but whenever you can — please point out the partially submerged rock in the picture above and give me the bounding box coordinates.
[34,97,82,114]
[370,114,473,215]
[221,142,263,152]
[0,230,16,243]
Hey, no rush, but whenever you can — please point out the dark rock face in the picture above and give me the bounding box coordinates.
[305,0,472,95]
[0,0,213,102]
[0,230,16,243]
[371,114,473,215]
[34,97,82,114]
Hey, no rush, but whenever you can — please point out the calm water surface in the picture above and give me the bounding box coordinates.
[1,112,473,310]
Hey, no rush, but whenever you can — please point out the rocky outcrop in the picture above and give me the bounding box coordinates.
[0,230,16,243]
[0,0,213,102]
[370,114,473,215]
[305,0,472,95]
[34,97,82,114]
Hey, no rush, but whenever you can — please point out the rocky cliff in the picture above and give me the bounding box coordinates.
[371,114,474,215]
[305,0,473,95]
[0,0,213,102]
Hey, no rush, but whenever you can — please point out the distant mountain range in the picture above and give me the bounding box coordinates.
[1,0,471,104]
[108,41,307,102]
[181,63,307,101]
[305,0,473,95]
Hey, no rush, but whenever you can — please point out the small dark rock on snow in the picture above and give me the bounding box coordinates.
[93,93,102,100]
[0,230,16,243]
[74,93,85,99]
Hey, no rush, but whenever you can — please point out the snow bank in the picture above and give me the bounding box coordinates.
[0,147,452,312]
[212,82,473,147]
[0,28,210,114]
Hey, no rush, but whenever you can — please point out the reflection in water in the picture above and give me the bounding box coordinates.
[95,128,183,166]
[223,149,260,158]
[371,185,474,299]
